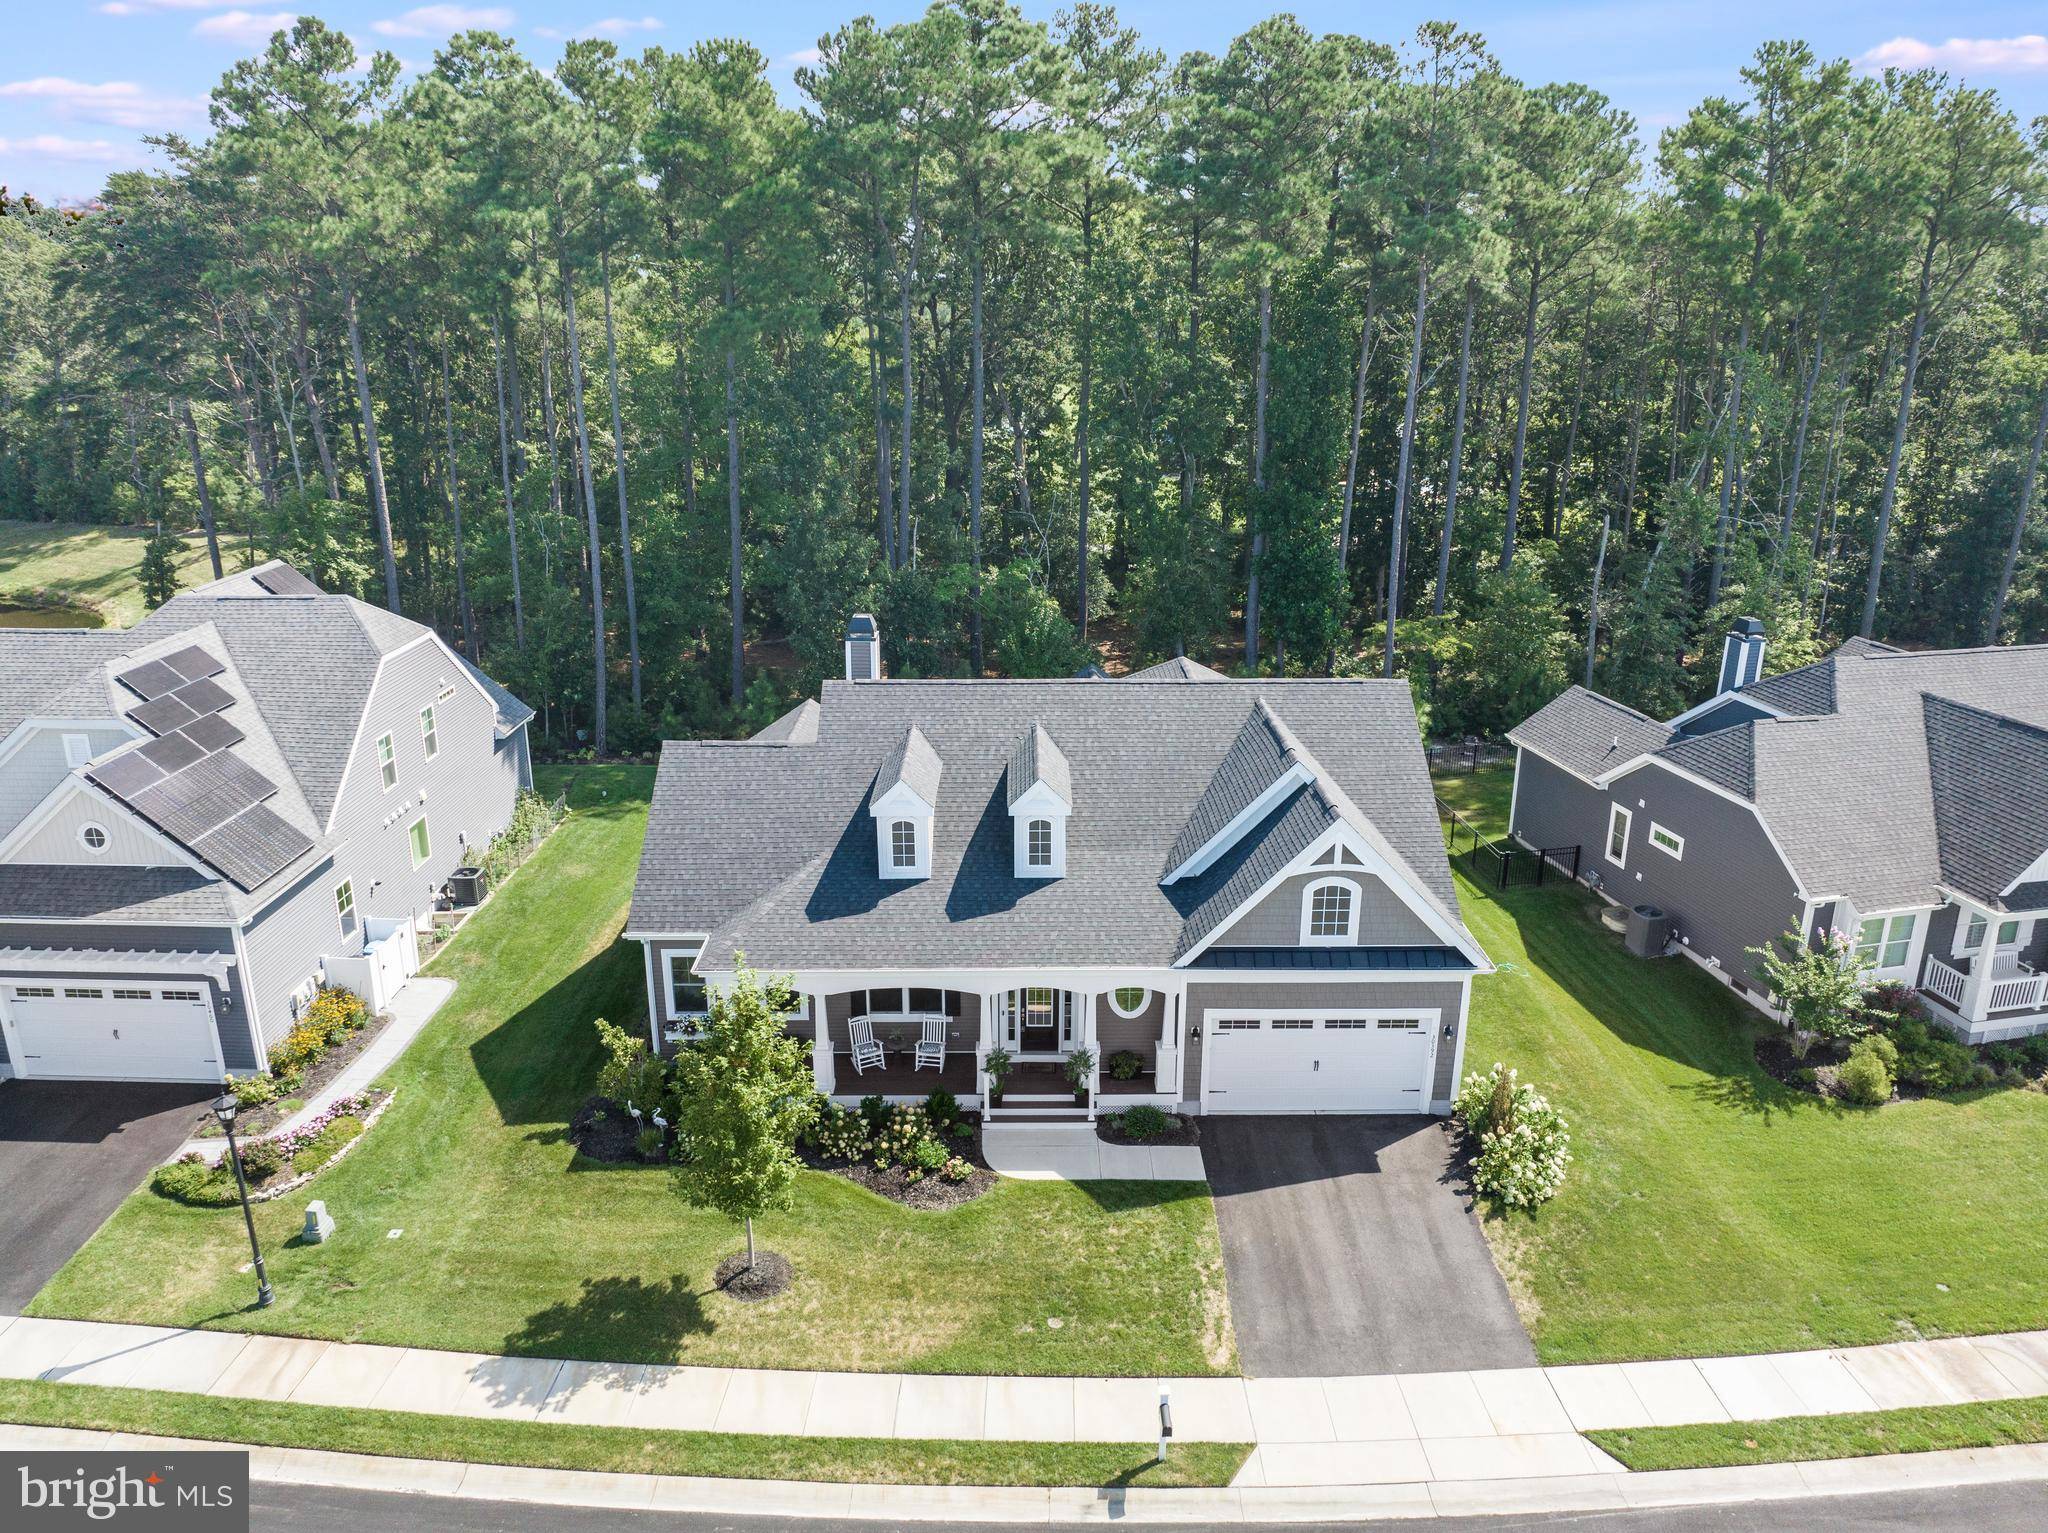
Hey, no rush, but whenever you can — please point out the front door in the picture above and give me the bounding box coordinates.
[1005,988,1074,1052]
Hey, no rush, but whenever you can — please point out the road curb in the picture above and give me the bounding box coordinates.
[7,1424,2048,1522]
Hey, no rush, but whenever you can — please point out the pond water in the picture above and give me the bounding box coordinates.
[0,600,105,629]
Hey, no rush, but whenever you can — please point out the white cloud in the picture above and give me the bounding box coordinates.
[192,9,299,44]
[534,15,661,41]
[781,46,822,68]
[0,133,131,162]
[371,5,513,38]
[1856,35,2048,75]
[0,78,207,131]
[99,0,235,14]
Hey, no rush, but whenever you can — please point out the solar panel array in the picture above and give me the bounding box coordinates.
[90,644,313,891]
[252,564,322,596]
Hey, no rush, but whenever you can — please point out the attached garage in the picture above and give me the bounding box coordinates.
[1203,1010,1439,1114]
[0,981,223,1082]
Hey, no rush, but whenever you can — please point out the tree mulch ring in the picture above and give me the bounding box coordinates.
[193,1009,396,1139]
[1096,1110,1202,1147]
[1753,1033,1850,1096]
[569,1095,666,1164]
[798,1114,995,1209]
[714,1249,793,1302]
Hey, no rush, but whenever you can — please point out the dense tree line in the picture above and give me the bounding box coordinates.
[1,9,2044,748]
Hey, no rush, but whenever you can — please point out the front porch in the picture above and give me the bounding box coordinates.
[1920,948,2048,1043]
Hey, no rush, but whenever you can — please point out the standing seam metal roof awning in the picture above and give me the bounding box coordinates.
[0,947,236,985]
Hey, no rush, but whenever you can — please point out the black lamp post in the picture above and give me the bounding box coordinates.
[212,1092,273,1309]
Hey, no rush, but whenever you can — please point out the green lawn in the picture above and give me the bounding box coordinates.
[1590,1396,2048,1472]
[30,765,1235,1379]
[1431,758,1513,842]
[0,1379,1248,1488]
[0,519,222,628]
[1449,763,2048,1363]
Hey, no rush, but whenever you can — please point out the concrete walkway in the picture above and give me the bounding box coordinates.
[982,1122,1206,1182]
[7,1315,2047,1491]
[9,1421,2048,1523]
[176,978,455,1164]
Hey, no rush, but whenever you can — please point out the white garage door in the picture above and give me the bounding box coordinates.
[3,982,221,1082]
[1205,1011,1437,1114]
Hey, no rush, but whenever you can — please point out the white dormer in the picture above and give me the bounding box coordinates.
[1007,722,1071,879]
[870,723,941,880]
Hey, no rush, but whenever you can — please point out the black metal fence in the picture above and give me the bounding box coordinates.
[1436,796,1580,890]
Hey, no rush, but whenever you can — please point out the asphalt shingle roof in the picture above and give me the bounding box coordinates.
[0,865,234,924]
[631,678,1473,973]
[1507,686,1674,780]
[1125,657,1227,682]
[1921,694,2048,908]
[1656,724,1757,799]
[1007,722,1071,807]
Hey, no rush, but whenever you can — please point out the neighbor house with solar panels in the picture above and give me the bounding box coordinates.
[0,561,533,1084]
[628,616,1490,1120]
[1508,620,2048,1043]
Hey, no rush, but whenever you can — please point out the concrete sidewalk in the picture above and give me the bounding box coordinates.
[982,1123,1206,1181]
[8,1421,2048,1523]
[175,978,455,1165]
[6,1314,2047,1490]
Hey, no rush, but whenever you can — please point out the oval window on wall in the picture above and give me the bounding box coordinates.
[1109,987,1149,1018]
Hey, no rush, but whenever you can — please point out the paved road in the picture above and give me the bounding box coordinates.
[0,1078,212,1311]
[247,1479,2048,1532]
[1203,1114,1534,1376]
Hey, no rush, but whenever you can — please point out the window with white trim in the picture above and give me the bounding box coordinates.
[408,815,431,869]
[63,733,92,768]
[1027,819,1053,867]
[1648,822,1683,859]
[664,941,709,1022]
[78,823,108,853]
[419,704,439,761]
[1959,913,2021,955]
[377,732,398,792]
[1300,877,1360,944]
[1855,913,1917,970]
[335,879,357,940]
[1109,986,1149,1018]
[890,819,918,869]
[1605,803,1632,866]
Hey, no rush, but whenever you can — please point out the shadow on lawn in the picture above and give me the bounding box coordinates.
[1475,878,1828,1123]
[469,940,644,1128]
[504,1273,714,1366]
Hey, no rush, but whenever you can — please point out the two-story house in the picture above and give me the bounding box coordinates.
[1509,620,2048,1043]
[0,561,533,1083]
[629,617,1490,1120]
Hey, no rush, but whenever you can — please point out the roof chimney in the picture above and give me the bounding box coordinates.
[844,613,881,682]
[1718,617,1765,695]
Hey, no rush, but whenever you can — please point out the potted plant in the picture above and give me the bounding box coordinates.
[1064,1047,1096,1107]
[984,1046,1012,1107]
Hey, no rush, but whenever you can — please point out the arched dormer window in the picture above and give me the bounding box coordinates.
[1027,819,1054,867]
[890,819,919,870]
[1301,877,1360,945]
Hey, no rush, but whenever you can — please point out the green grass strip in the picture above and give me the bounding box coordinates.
[1589,1394,2048,1471]
[0,1379,1248,1489]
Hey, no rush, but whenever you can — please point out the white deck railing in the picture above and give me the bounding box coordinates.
[1923,953,2047,1018]
[1988,969,2048,1013]
[1925,957,1967,1007]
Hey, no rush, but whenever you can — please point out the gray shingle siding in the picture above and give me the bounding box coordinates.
[240,855,345,1049]
[0,919,253,1073]
[1518,751,1803,991]
[1094,989,1164,1066]
[0,724,132,841]
[1215,870,1437,947]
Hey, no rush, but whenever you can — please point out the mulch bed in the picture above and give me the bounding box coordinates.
[193,1009,396,1139]
[1753,1032,1852,1094]
[569,1095,668,1164]
[799,1114,996,1209]
[714,1249,793,1302]
[1096,1110,1201,1147]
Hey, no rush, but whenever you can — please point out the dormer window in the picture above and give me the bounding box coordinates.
[871,724,940,880]
[1302,877,1361,945]
[890,819,919,870]
[1008,721,1071,880]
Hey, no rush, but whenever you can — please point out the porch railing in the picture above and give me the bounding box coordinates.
[1925,957,1966,1008]
[1922,954,2047,1016]
[1988,969,2048,1013]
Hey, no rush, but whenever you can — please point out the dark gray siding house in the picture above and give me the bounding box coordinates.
[628,616,1491,1120]
[1508,623,2048,1042]
[0,561,533,1083]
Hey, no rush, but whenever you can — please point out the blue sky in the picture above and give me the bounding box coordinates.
[5,2,2045,201]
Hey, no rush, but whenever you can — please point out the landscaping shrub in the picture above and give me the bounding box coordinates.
[151,1154,237,1207]
[909,1137,948,1173]
[950,1120,973,1139]
[1885,1016,1983,1093]
[229,1073,281,1109]
[941,1155,973,1183]
[1455,1062,1571,1211]
[235,1136,288,1182]
[1838,1039,1894,1106]
[1106,1050,1143,1081]
[633,1126,666,1163]
[480,789,560,890]
[267,1024,326,1081]
[2023,1035,2048,1070]
[304,986,369,1044]
[1117,1105,1171,1141]
[810,1104,869,1162]
[923,1088,960,1126]
[593,1016,662,1108]
[858,1094,888,1131]
[870,1105,926,1167]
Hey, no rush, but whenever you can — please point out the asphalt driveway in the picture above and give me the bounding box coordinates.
[1203,1114,1535,1377]
[0,1079,211,1312]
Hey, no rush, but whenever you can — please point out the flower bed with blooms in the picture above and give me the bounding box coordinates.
[152,1090,392,1207]
[1454,1063,1571,1211]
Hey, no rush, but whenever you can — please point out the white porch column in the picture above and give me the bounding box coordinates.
[808,991,836,1095]
[1956,922,1996,1024]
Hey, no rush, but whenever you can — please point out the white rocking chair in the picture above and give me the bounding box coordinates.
[914,1015,947,1072]
[849,1016,886,1075]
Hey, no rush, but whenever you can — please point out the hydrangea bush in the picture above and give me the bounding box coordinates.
[1454,1063,1571,1211]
